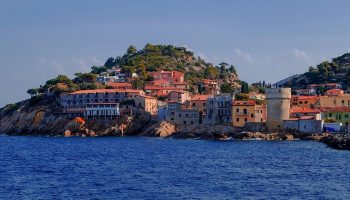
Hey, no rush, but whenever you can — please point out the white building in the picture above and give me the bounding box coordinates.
[204,93,234,125]
[84,103,120,120]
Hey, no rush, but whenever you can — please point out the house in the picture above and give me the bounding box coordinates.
[319,107,350,126]
[172,82,189,90]
[290,96,318,108]
[107,82,132,90]
[307,83,342,90]
[144,86,184,97]
[60,89,145,111]
[317,95,350,107]
[294,88,317,96]
[167,91,191,103]
[248,92,266,100]
[188,95,210,124]
[205,94,234,125]
[289,107,321,119]
[200,79,220,95]
[134,95,158,115]
[149,79,171,87]
[148,70,184,83]
[232,100,266,127]
[166,101,200,125]
[325,89,344,96]
[283,117,323,134]
[84,103,120,120]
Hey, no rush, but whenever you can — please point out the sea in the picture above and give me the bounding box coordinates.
[0,135,350,200]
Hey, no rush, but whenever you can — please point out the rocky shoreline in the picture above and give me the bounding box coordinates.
[1,97,350,151]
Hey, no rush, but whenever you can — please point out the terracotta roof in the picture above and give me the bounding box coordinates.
[107,82,132,87]
[319,107,350,112]
[191,95,209,101]
[233,100,256,106]
[292,95,318,100]
[145,86,183,90]
[290,107,320,114]
[71,89,144,94]
[172,82,188,85]
[136,95,157,99]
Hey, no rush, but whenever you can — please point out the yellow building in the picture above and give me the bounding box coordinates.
[232,101,266,127]
[134,95,158,115]
[318,95,350,108]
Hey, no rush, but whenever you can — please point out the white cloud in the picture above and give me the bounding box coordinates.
[292,49,312,62]
[235,48,254,63]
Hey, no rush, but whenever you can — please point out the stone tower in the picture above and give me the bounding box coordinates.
[266,88,291,131]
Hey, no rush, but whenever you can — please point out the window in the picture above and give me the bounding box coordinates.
[236,118,239,122]
[179,114,182,117]
[243,109,247,114]
[170,118,174,121]
[192,103,196,106]
[236,108,239,113]
[203,103,206,106]
[251,114,254,118]
[345,114,349,118]
[191,121,193,125]
[183,121,187,125]
[245,118,247,122]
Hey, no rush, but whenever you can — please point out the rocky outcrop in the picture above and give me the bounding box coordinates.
[168,125,240,140]
[138,121,177,137]
[0,97,70,136]
[320,134,350,150]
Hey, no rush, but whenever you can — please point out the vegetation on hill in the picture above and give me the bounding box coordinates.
[25,44,241,100]
[282,53,350,89]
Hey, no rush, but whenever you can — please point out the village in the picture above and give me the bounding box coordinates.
[58,66,350,136]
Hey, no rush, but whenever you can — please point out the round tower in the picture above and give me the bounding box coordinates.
[265,88,291,131]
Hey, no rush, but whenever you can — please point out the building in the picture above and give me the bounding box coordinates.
[290,95,318,108]
[307,83,342,90]
[283,117,323,134]
[200,79,220,95]
[248,92,266,100]
[166,101,200,125]
[144,86,184,97]
[60,89,145,110]
[189,95,209,124]
[319,107,350,126]
[325,89,344,96]
[134,95,158,115]
[107,82,132,90]
[148,70,185,83]
[167,91,191,103]
[317,95,350,107]
[232,100,266,127]
[84,103,120,120]
[294,88,317,96]
[289,107,321,119]
[266,88,291,131]
[205,94,234,125]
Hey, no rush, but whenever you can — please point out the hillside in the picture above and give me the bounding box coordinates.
[279,53,350,89]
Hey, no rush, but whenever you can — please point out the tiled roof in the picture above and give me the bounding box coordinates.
[290,107,320,113]
[145,86,183,90]
[71,89,144,94]
[319,107,350,112]
[107,82,132,87]
[233,100,256,106]
[191,95,209,101]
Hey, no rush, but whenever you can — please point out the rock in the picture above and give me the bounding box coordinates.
[64,130,72,137]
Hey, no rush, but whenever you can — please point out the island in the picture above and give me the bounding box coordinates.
[0,44,349,150]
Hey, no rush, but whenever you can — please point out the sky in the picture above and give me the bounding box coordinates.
[1,0,350,107]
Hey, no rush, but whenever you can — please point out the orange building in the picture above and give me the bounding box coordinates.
[134,95,158,115]
[290,95,318,108]
[148,70,184,83]
[144,86,184,97]
[232,100,266,127]
[325,89,344,96]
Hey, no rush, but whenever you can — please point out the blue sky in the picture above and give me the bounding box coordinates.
[1,0,350,106]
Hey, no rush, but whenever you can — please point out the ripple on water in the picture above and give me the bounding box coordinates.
[0,137,349,200]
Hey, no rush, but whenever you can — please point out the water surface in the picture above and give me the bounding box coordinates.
[1,135,349,199]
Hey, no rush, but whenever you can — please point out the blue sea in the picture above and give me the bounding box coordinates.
[1,135,350,200]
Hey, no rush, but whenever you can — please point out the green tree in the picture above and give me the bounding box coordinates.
[127,45,137,54]
[241,81,250,94]
[220,83,235,93]
[204,66,218,79]
[27,88,38,97]
[131,78,144,89]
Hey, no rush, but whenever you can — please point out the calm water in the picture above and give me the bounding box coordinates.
[0,135,350,200]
